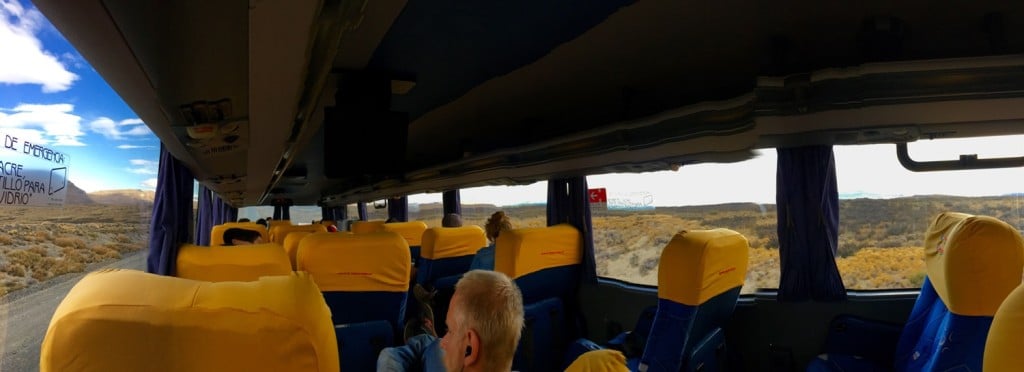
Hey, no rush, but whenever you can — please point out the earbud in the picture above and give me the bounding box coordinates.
[465,346,472,356]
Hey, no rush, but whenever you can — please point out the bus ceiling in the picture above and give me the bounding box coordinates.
[31,0,1024,207]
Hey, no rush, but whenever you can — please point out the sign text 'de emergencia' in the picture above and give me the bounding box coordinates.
[1,133,69,207]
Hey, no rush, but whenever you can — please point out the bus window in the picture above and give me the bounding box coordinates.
[459,183,548,230]
[407,192,443,227]
[835,135,1024,290]
[587,150,778,293]
[366,200,389,221]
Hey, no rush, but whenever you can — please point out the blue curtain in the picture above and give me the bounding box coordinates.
[194,185,214,246]
[213,193,238,225]
[443,190,461,215]
[546,177,598,284]
[388,196,408,222]
[321,206,348,221]
[196,186,238,245]
[282,205,291,220]
[776,146,847,301]
[358,202,368,220]
[273,206,282,220]
[146,144,195,275]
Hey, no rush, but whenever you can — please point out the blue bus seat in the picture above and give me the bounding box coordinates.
[175,243,291,282]
[296,231,412,371]
[638,228,750,372]
[808,212,1024,372]
[417,225,488,286]
[495,223,583,372]
[209,222,268,246]
[40,269,338,372]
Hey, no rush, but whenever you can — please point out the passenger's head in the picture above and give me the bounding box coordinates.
[440,270,524,372]
[223,228,262,246]
[484,211,512,243]
[255,218,268,228]
[386,217,399,223]
[237,218,251,223]
[442,213,463,228]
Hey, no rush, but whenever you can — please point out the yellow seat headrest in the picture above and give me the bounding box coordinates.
[494,223,582,279]
[40,269,338,372]
[421,226,488,260]
[209,222,268,246]
[924,213,1024,316]
[382,221,429,246]
[296,231,411,292]
[351,220,386,234]
[270,224,328,245]
[658,229,749,306]
[176,243,292,282]
[984,284,1024,371]
[283,231,313,270]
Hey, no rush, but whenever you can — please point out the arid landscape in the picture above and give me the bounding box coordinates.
[2,190,1020,298]
[0,183,153,297]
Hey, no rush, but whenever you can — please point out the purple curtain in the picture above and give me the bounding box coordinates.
[194,185,213,245]
[443,190,461,215]
[547,177,597,284]
[388,196,408,222]
[776,145,847,301]
[282,205,291,220]
[273,205,282,220]
[146,144,195,275]
[358,202,368,220]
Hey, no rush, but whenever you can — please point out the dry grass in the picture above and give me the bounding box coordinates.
[0,204,150,297]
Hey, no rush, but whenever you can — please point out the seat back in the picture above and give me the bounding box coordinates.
[894,212,1024,372]
[417,226,487,286]
[639,229,749,372]
[283,231,313,270]
[270,223,328,245]
[175,243,292,282]
[351,220,385,234]
[382,221,429,265]
[495,223,583,303]
[984,283,1024,371]
[495,223,582,372]
[209,222,268,246]
[40,270,338,372]
[296,231,411,371]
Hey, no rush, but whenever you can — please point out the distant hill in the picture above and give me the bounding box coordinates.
[88,189,155,205]
[64,181,94,205]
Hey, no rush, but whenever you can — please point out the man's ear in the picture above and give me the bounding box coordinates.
[464,329,482,366]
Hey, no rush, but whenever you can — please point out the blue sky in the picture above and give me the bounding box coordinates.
[0,0,158,192]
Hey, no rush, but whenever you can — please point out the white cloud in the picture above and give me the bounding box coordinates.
[117,144,155,149]
[126,158,157,175]
[141,178,158,189]
[0,103,86,146]
[0,0,78,92]
[89,116,152,139]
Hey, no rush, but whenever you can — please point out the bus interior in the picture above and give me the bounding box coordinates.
[23,0,1024,371]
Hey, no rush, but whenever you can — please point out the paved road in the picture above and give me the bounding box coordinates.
[0,250,147,372]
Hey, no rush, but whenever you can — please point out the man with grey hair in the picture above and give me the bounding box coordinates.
[377,270,524,372]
